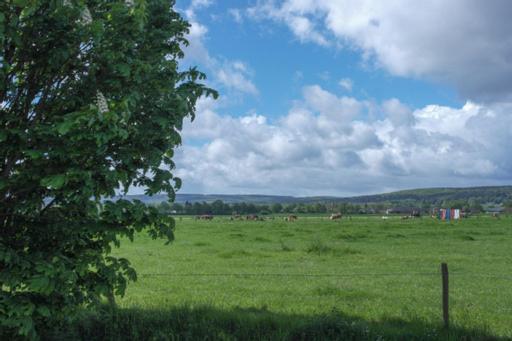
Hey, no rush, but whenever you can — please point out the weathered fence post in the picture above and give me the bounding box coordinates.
[441,262,449,328]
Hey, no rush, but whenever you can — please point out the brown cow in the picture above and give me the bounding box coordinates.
[285,214,297,221]
[246,214,259,221]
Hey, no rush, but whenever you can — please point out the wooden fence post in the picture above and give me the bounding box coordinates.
[441,262,449,328]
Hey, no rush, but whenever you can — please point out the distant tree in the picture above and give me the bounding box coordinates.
[283,203,295,213]
[503,200,512,214]
[158,201,172,214]
[246,203,258,214]
[211,200,225,214]
[258,204,270,214]
[192,202,202,214]
[0,1,216,337]
[271,203,283,214]
[171,202,184,214]
[421,201,431,213]
[338,203,349,214]
[184,201,193,215]
[468,199,483,213]
[239,202,248,214]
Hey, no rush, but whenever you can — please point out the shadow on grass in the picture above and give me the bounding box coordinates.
[43,305,505,341]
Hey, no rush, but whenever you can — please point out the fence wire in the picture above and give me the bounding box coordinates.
[137,271,512,279]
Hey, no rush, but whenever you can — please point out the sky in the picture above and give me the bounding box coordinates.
[171,0,512,197]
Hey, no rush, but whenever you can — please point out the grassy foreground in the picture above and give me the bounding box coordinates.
[67,215,511,340]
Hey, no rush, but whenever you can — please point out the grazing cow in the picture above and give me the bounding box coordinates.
[401,215,409,220]
[197,214,213,220]
[286,214,297,222]
[246,214,259,221]
[492,212,500,219]
[381,216,389,220]
[330,213,342,220]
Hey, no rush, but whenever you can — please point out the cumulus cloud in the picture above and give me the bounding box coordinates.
[170,1,512,196]
[247,0,512,102]
[175,86,512,196]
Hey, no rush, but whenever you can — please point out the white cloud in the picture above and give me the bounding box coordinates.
[228,8,243,23]
[339,78,353,92]
[247,1,330,46]
[216,61,259,95]
[175,86,512,196]
[247,0,512,102]
[185,0,214,19]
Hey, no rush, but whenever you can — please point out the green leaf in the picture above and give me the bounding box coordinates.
[40,175,67,189]
[25,150,44,159]
[36,306,51,318]
[13,0,29,7]
[117,64,131,77]
[57,120,74,135]
[173,177,182,190]
[27,275,50,293]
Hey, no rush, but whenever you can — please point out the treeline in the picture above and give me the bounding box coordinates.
[346,186,512,205]
[156,198,495,216]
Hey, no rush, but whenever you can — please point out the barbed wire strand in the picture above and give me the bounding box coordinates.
[137,272,512,279]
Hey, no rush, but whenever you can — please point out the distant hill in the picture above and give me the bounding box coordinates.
[116,193,299,204]
[329,186,512,204]
[114,186,512,205]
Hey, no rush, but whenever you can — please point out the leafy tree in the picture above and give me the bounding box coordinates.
[0,0,216,337]
[171,202,184,214]
[246,203,257,214]
[421,201,431,213]
[184,201,193,214]
[283,203,296,213]
[270,203,282,214]
[312,203,326,213]
[468,199,483,213]
[192,202,203,215]
[211,200,226,215]
[157,201,172,214]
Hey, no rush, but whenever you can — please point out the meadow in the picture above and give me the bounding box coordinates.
[69,215,512,340]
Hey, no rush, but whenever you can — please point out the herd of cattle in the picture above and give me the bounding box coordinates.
[195,214,299,221]
[194,213,348,221]
[193,212,497,221]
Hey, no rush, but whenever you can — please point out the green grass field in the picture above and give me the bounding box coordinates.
[70,215,512,340]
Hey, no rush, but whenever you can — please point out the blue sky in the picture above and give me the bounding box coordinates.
[172,0,512,196]
[178,0,461,118]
